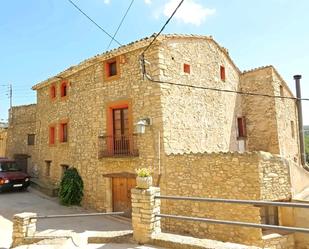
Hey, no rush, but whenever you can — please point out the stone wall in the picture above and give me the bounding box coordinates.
[32,45,163,210]
[0,128,7,157]
[6,104,37,173]
[160,152,291,246]
[158,37,242,155]
[241,67,280,154]
[272,70,300,163]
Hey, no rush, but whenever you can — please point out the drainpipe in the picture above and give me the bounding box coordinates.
[294,75,306,166]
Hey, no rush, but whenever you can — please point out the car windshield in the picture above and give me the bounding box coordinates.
[0,162,20,172]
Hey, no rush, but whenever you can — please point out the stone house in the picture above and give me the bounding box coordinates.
[0,122,8,157]
[6,34,309,248]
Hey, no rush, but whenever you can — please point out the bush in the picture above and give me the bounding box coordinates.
[59,167,83,206]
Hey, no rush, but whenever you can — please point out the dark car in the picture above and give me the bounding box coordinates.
[0,158,30,192]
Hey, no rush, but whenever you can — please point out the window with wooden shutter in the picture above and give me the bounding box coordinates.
[183,63,190,74]
[220,65,226,81]
[49,126,56,145]
[59,122,68,143]
[237,117,246,138]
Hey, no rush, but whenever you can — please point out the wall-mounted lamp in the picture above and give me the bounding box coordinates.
[136,118,152,134]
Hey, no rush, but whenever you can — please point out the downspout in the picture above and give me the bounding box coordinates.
[294,75,306,166]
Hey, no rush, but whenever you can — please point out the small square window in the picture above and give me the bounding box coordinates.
[260,206,279,227]
[220,65,226,81]
[27,134,35,146]
[104,57,120,80]
[183,64,190,74]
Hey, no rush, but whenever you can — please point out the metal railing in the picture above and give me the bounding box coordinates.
[30,212,124,220]
[98,135,139,158]
[155,195,309,234]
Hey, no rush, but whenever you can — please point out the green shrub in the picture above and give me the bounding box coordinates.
[59,167,83,206]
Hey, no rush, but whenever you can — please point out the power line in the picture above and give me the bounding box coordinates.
[142,73,309,101]
[67,0,122,46]
[142,0,184,55]
[106,0,135,50]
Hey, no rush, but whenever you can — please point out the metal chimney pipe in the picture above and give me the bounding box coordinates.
[294,75,306,166]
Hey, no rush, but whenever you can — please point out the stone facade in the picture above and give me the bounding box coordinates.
[0,126,7,157]
[6,34,305,247]
[6,104,37,174]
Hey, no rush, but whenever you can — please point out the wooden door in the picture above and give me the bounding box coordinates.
[112,177,136,217]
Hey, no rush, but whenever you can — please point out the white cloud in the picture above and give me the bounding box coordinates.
[104,0,110,4]
[163,0,215,26]
[144,0,152,4]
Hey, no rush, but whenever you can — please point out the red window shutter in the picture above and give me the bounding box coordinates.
[50,86,56,99]
[184,64,190,74]
[237,117,246,138]
[220,66,226,81]
[49,127,55,145]
[59,122,68,143]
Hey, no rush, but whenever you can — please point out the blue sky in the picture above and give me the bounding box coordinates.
[0,0,308,125]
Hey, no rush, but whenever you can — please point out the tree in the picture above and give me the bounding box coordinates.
[59,167,84,206]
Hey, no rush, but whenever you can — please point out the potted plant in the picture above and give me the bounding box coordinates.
[136,168,152,189]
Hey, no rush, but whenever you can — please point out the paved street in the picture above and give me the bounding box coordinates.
[0,188,132,249]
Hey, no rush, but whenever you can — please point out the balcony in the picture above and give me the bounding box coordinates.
[98,134,139,158]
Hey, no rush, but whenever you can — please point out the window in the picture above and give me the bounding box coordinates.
[260,206,279,226]
[104,57,120,80]
[183,64,190,74]
[50,85,56,99]
[27,134,35,146]
[45,161,51,177]
[59,122,68,143]
[237,117,247,138]
[60,81,68,98]
[280,85,284,97]
[49,126,56,145]
[291,121,295,138]
[220,65,226,81]
[60,164,69,178]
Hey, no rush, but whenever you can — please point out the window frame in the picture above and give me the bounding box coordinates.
[237,117,247,139]
[183,63,191,74]
[50,84,56,100]
[220,65,226,81]
[45,160,52,177]
[59,120,69,143]
[60,80,68,99]
[104,57,120,81]
[49,125,56,145]
[27,134,35,146]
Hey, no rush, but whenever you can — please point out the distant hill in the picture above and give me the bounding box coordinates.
[305,126,309,135]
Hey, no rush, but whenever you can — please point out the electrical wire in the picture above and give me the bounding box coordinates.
[142,0,184,55]
[142,73,309,101]
[106,0,135,50]
[67,0,122,46]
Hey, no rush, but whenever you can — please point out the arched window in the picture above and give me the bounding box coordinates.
[50,85,56,99]
[60,81,68,97]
